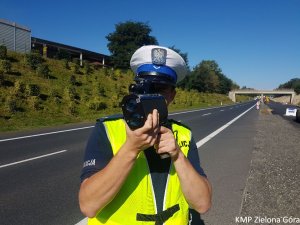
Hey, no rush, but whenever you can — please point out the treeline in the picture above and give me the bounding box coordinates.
[278,78,300,94]
[178,60,239,94]
[106,21,239,94]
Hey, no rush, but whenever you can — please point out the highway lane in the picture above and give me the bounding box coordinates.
[0,128,92,225]
[0,127,92,168]
[0,101,256,225]
[169,101,256,141]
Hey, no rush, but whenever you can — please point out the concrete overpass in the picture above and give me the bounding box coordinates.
[228,89,296,104]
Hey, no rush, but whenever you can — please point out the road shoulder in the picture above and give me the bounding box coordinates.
[238,105,300,224]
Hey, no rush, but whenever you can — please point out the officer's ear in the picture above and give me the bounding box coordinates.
[166,87,176,105]
[170,88,176,101]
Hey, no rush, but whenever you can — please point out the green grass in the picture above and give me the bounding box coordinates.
[0,51,236,133]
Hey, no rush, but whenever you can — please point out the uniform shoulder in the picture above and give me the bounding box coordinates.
[97,114,124,123]
[168,119,191,130]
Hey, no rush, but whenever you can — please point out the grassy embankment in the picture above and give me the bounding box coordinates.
[0,51,244,133]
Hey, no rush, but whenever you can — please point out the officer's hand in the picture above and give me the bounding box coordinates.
[124,109,159,155]
[155,126,180,161]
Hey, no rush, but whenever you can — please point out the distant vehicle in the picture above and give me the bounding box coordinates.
[263,96,270,104]
[296,108,300,122]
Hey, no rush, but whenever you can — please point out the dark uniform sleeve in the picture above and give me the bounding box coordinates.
[187,135,207,225]
[187,135,207,178]
[80,121,113,182]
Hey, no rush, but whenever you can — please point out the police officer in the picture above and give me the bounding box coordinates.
[79,45,212,225]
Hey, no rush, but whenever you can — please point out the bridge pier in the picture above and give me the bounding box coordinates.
[228,91,236,102]
[290,92,295,104]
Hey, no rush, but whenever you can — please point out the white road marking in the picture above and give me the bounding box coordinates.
[75,217,88,225]
[0,102,252,144]
[202,113,212,116]
[0,126,94,142]
[170,108,207,115]
[168,103,243,116]
[196,104,255,148]
[0,150,67,169]
[220,109,224,112]
[0,108,220,143]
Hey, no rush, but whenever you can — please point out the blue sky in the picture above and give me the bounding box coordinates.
[1,0,299,89]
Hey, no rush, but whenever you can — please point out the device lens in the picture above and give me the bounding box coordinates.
[125,98,137,113]
[128,113,143,128]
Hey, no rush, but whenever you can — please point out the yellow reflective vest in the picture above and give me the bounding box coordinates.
[88,118,192,225]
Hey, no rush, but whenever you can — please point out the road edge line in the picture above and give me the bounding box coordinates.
[0,150,67,169]
[75,217,88,225]
[0,126,94,142]
[196,104,256,148]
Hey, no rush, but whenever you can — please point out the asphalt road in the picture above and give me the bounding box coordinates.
[267,101,300,126]
[0,100,261,225]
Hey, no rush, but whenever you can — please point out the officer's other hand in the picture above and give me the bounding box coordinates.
[124,109,159,154]
[155,126,180,161]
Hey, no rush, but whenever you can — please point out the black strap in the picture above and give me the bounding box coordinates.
[136,204,180,225]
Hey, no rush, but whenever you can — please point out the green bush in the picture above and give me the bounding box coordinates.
[63,59,70,69]
[88,102,98,110]
[13,80,26,96]
[64,86,77,101]
[84,61,92,75]
[5,96,18,113]
[72,63,80,74]
[36,64,50,78]
[0,45,7,59]
[98,85,106,97]
[49,89,60,98]
[88,101,108,111]
[110,95,120,108]
[25,52,43,69]
[0,73,4,85]
[67,102,77,115]
[27,96,41,110]
[50,89,61,104]
[25,84,40,97]
[0,59,11,73]
[103,68,113,77]
[49,88,61,105]
[73,58,80,65]
[70,75,77,85]
[98,102,108,110]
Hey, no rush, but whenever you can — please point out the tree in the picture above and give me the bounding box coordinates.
[231,82,240,90]
[106,21,158,69]
[218,73,232,94]
[278,78,300,94]
[294,84,300,94]
[180,60,235,94]
[168,45,190,70]
[206,71,220,93]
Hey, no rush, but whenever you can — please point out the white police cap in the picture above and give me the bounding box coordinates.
[130,45,187,85]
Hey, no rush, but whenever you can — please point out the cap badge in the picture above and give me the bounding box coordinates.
[151,48,167,65]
